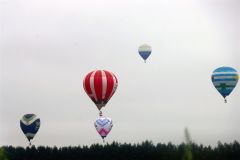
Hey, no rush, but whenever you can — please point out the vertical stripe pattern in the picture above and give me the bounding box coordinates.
[83,70,118,110]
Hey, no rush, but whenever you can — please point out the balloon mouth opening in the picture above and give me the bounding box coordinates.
[222,95,227,103]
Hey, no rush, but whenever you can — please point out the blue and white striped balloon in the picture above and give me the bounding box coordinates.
[211,66,238,103]
[138,44,152,63]
[20,114,40,145]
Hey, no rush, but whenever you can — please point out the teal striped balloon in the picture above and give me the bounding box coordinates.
[211,66,238,103]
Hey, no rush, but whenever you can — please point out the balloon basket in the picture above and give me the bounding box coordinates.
[224,99,227,103]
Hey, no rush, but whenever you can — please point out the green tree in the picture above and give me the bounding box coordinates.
[0,148,8,160]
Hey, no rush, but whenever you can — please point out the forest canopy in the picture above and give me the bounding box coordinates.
[1,140,240,160]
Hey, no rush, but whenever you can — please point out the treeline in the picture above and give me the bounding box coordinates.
[2,141,240,160]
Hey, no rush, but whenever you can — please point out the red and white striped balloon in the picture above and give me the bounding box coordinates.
[83,70,118,111]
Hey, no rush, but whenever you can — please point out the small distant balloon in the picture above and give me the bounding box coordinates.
[138,44,152,63]
[94,116,113,142]
[20,114,40,146]
[211,66,238,103]
[83,70,118,111]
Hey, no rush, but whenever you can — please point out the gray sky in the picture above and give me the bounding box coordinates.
[1,0,240,147]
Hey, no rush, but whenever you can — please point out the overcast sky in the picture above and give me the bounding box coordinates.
[0,0,240,147]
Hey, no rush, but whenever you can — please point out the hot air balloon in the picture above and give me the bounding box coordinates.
[20,114,40,146]
[83,70,118,113]
[138,44,152,63]
[94,114,113,142]
[211,66,238,103]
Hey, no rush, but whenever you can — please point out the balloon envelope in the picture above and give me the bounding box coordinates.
[138,44,152,62]
[20,114,40,142]
[83,70,118,110]
[211,66,238,100]
[94,116,113,139]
